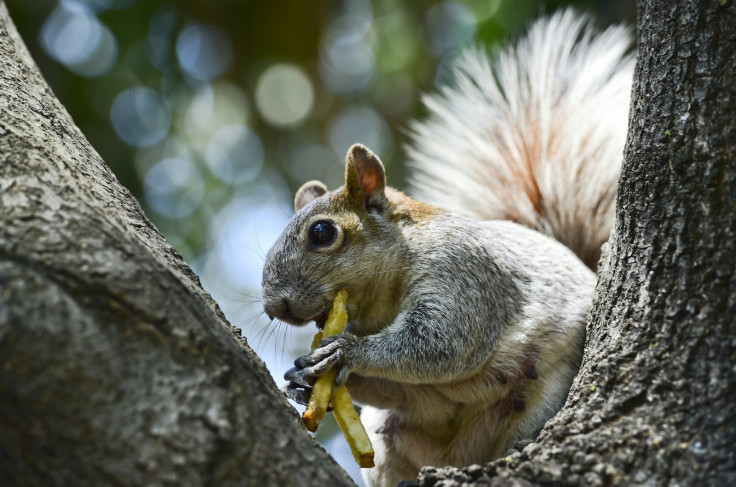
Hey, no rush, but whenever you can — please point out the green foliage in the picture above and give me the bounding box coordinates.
[6,0,633,263]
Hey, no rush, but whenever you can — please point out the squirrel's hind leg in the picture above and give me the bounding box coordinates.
[360,406,420,487]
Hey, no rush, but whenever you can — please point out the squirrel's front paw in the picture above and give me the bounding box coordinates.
[283,383,341,412]
[282,382,311,406]
[284,334,358,388]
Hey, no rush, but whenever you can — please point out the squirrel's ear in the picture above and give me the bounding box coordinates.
[345,144,387,210]
[294,180,328,212]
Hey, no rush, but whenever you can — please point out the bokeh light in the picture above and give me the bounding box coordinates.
[144,157,205,218]
[424,1,477,57]
[286,143,344,189]
[146,6,177,71]
[208,197,290,291]
[319,0,376,94]
[471,0,502,22]
[39,2,118,78]
[328,106,391,161]
[320,35,375,94]
[180,82,250,145]
[79,0,137,11]
[176,23,234,81]
[205,125,264,184]
[111,87,171,147]
[374,11,419,74]
[255,64,315,128]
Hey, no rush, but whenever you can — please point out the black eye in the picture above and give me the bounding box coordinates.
[308,220,337,247]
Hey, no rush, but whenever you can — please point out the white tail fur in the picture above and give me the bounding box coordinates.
[406,9,634,268]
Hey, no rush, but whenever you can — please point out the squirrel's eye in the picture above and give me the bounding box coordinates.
[308,220,337,247]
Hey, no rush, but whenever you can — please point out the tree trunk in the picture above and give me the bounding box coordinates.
[0,3,353,486]
[414,0,736,485]
[2,0,735,485]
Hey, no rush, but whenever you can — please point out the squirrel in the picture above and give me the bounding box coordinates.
[261,9,634,487]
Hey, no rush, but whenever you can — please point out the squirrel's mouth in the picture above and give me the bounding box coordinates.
[311,312,329,329]
[262,287,334,327]
[270,308,328,327]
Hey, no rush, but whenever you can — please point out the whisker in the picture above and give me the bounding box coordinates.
[252,315,275,353]
[229,294,263,305]
[264,319,285,356]
[276,201,293,219]
[253,218,269,262]
[279,321,292,364]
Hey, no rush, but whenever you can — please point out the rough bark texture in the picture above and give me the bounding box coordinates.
[2,0,735,485]
[413,1,736,486]
[0,3,354,486]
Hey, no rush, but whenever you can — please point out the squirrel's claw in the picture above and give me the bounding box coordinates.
[282,382,311,406]
[295,338,343,367]
[289,350,342,383]
[289,334,357,386]
[285,355,340,386]
[284,366,314,387]
[282,382,334,411]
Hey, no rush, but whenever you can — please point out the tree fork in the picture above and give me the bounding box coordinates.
[1,0,734,486]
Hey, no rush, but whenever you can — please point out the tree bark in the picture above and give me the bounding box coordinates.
[2,0,735,486]
[0,3,353,486]
[413,1,736,485]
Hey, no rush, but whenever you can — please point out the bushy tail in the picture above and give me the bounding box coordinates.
[406,9,634,269]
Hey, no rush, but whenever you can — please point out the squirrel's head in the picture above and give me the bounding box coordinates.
[262,144,406,326]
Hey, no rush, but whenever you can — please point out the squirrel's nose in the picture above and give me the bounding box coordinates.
[264,296,290,321]
[263,292,310,325]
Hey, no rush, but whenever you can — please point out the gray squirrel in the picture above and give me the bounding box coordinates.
[261,10,634,487]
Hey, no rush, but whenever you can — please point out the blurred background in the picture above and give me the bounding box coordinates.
[6,0,634,483]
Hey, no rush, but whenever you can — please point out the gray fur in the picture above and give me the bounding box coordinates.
[261,9,627,487]
[264,187,593,485]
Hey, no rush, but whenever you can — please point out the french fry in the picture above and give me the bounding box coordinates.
[322,289,348,337]
[302,369,336,432]
[301,289,375,468]
[302,290,348,431]
[332,384,375,468]
[310,330,324,350]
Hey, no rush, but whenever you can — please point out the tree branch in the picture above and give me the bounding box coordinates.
[0,3,353,485]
